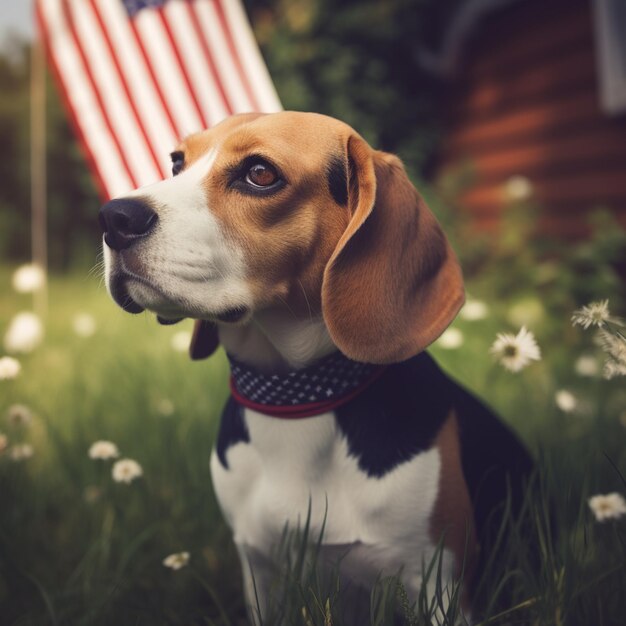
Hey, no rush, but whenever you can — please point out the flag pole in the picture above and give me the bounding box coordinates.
[30,30,48,316]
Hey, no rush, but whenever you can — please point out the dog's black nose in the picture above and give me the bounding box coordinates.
[99,198,158,251]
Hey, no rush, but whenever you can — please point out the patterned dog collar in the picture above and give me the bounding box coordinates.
[227,351,387,419]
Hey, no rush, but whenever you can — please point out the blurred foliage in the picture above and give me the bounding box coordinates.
[0,36,100,269]
[246,0,446,176]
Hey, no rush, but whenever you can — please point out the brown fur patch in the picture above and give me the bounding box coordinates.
[430,412,478,606]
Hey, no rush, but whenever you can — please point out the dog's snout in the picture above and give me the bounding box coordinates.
[99,198,158,251]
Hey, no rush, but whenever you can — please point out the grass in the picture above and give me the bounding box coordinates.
[1,262,625,625]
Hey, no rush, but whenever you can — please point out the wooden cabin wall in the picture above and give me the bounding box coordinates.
[439,0,626,237]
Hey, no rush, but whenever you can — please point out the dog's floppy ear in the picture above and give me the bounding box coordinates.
[189,320,219,360]
[321,134,464,364]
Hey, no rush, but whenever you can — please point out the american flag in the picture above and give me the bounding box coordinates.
[35,0,282,200]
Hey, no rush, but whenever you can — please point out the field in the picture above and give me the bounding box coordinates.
[1,261,625,626]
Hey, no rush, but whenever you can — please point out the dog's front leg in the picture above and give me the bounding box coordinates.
[237,544,276,626]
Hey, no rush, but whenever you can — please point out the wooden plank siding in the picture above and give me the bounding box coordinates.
[438,0,626,237]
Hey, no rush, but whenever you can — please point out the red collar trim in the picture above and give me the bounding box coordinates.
[229,366,387,419]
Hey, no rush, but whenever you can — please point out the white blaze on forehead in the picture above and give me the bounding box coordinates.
[125,147,218,209]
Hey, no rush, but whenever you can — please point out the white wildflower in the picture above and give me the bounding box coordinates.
[490,326,541,372]
[9,443,34,461]
[171,331,191,353]
[0,356,21,380]
[588,492,626,522]
[571,300,619,330]
[603,360,626,380]
[595,329,626,379]
[504,175,533,201]
[0,433,7,453]
[4,312,44,353]
[555,390,577,413]
[163,551,190,570]
[12,264,46,293]
[73,313,96,337]
[459,299,488,321]
[6,404,33,427]
[437,327,464,349]
[88,440,120,460]
[112,458,143,484]
[574,354,600,377]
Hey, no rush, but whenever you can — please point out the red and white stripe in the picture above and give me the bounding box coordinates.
[36,0,282,200]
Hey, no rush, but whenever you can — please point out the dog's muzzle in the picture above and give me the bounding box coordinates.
[99,198,157,251]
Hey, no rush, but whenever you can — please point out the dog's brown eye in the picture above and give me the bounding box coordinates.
[246,163,278,187]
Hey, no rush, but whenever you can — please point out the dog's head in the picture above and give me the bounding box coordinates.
[99,111,464,364]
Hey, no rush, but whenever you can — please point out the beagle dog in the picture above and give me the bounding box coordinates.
[99,112,533,623]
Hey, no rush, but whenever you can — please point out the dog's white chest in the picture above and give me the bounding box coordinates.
[210,408,443,579]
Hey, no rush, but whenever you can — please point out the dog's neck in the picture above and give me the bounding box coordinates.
[217,308,337,373]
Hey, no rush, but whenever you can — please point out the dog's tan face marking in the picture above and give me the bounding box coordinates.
[170,112,353,317]
[103,111,464,363]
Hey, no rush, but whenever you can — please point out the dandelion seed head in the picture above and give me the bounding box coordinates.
[9,443,34,461]
[12,264,46,293]
[112,458,143,484]
[490,326,541,372]
[436,327,464,349]
[88,440,120,460]
[0,356,21,380]
[3,312,44,354]
[555,390,577,413]
[603,360,626,380]
[571,300,613,330]
[163,551,190,570]
[73,313,96,337]
[6,404,33,427]
[588,492,626,522]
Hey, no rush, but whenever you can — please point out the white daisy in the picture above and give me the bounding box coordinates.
[0,356,21,380]
[9,443,34,461]
[490,326,541,372]
[0,433,8,453]
[555,390,577,413]
[112,458,143,484]
[163,551,190,570]
[12,264,46,293]
[571,300,619,330]
[437,327,464,349]
[459,299,488,321]
[6,404,33,427]
[171,331,191,353]
[603,360,626,380]
[4,312,44,354]
[88,440,120,460]
[73,313,97,337]
[588,492,626,522]
[504,175,533,201]
[596,329,626,379]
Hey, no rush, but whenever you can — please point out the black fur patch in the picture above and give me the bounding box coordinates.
[327,156,348,206]
[216,396,250,468]
[335,352,452,477]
